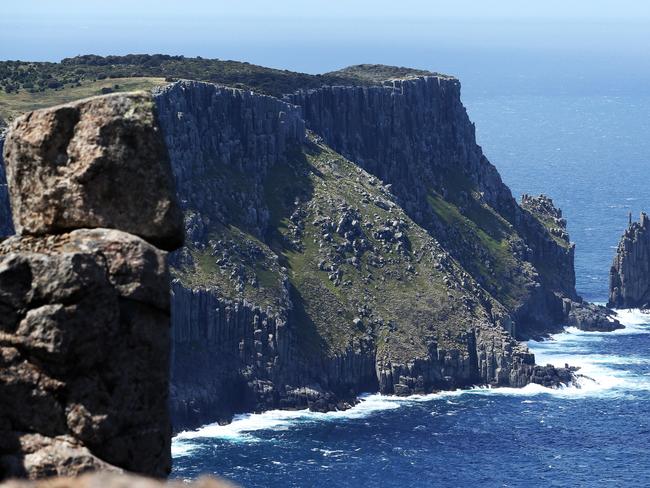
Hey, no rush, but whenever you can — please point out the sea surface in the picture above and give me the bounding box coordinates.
[172,93,650,487]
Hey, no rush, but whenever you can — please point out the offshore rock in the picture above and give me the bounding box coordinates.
[0,95,184,480]
[609,212,650,309]
[2,93,183,251]
[566,300,623,332]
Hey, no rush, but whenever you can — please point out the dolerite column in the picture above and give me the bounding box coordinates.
[0,93,184,480]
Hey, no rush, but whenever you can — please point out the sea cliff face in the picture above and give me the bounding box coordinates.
[609,213,650,309]
[154,79,577,431]
[286,77,580,338]
[0,136,14,238]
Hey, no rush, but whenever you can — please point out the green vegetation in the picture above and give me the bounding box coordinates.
[329,64,441,83]
[0,76,165,123]
[175,134,498,360]
[0,55,450,124]
[427,186,533,311]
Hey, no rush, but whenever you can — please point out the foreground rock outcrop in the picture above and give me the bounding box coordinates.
[3,93,182,251]
[0,93,183,480]
[609,212,650,309]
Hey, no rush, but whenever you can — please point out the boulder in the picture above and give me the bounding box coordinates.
[0,230,173,479]
[0,92,184,480]
[2,92,183,251]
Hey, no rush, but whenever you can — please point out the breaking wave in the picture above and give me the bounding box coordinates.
[172,308,650,456]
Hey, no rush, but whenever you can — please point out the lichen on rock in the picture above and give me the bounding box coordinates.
[0,92,183,480]
[2,92,183,251]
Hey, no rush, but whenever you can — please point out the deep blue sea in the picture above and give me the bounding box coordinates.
[172,93,650,487]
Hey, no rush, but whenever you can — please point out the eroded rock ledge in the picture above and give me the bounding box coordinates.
[0,93,183,480]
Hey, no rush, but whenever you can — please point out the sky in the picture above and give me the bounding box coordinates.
[2,1,650,95]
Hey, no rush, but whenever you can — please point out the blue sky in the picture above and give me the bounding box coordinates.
[2,1,650,95]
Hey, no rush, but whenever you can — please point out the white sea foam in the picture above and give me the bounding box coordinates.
[527,308,650,396]
[172,308,650,451]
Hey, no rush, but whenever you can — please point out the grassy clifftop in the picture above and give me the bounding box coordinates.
[0,55,448,123]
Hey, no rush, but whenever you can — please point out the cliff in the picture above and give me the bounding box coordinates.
[0,135,14,238]
[0,93,183,480]
[0,64,611,437]
[154,80,576,430]
[609,212,650,309]
[284,72,592,338]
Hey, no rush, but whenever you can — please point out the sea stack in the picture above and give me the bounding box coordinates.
[609,212,650,309]
[0,93,184,479]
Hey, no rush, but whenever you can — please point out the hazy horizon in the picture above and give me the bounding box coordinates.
[3,1,650,96]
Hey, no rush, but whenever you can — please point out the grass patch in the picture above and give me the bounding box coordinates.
[0,77,166,122]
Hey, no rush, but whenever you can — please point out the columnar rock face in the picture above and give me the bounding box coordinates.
[0,93,183,480]
[153,81,305,242]
[609,212,650,309]
[286,77,582,338]
[0,135,14,237]
[154,80,576,431]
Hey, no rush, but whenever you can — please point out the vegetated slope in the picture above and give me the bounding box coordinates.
[0,77,166,123]
[286,69,610,339]
[154,81,573,429]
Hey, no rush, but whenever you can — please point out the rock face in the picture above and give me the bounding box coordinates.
[609,212,650,309]
[0,93,183,480]
[286,78,583,339]
[0,135,14,238]
[2,93,183,251]
[154,79,577,431]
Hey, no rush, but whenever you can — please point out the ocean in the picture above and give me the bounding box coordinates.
[171,91,650,487]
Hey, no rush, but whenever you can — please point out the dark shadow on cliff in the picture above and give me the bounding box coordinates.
[263,141,329,360]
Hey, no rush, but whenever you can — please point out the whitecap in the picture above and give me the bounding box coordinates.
[172,308,650,451]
